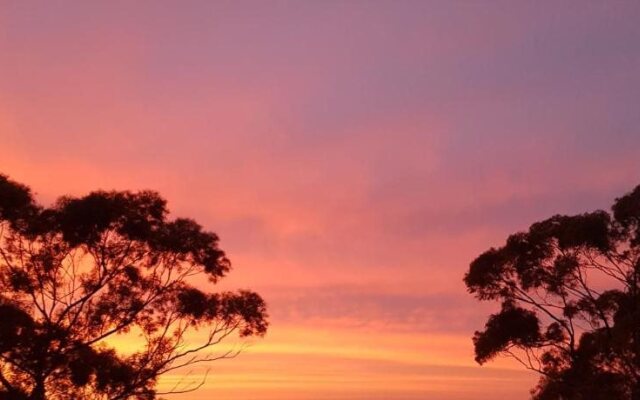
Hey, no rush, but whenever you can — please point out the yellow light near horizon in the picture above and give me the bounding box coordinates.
[105,323,537,399]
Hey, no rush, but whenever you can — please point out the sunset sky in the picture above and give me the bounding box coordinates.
[1,1,640,399]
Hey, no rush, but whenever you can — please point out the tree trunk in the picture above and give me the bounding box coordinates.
[29,379,45,400]
[632,381,640,400]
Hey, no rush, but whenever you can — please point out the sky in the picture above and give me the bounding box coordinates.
[1,1,640,399]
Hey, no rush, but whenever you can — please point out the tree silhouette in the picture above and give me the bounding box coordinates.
[0,174,268,400]
[464,185,640,399]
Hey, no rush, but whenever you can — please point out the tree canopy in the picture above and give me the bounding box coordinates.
[464,185,640,399]
[0,174,268,400]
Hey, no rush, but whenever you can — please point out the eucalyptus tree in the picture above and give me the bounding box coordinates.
[465,185,640,399]
[0,174,268,400]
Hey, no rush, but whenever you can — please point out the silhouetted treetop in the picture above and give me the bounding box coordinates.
[0,175,38,231]
[464,184,640,399]
[0,174,268,400]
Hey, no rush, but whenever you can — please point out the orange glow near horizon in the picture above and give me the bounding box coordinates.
[152,324,536,399]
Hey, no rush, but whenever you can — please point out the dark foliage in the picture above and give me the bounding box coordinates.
[464,184,640,399]
[0,174,268,400]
